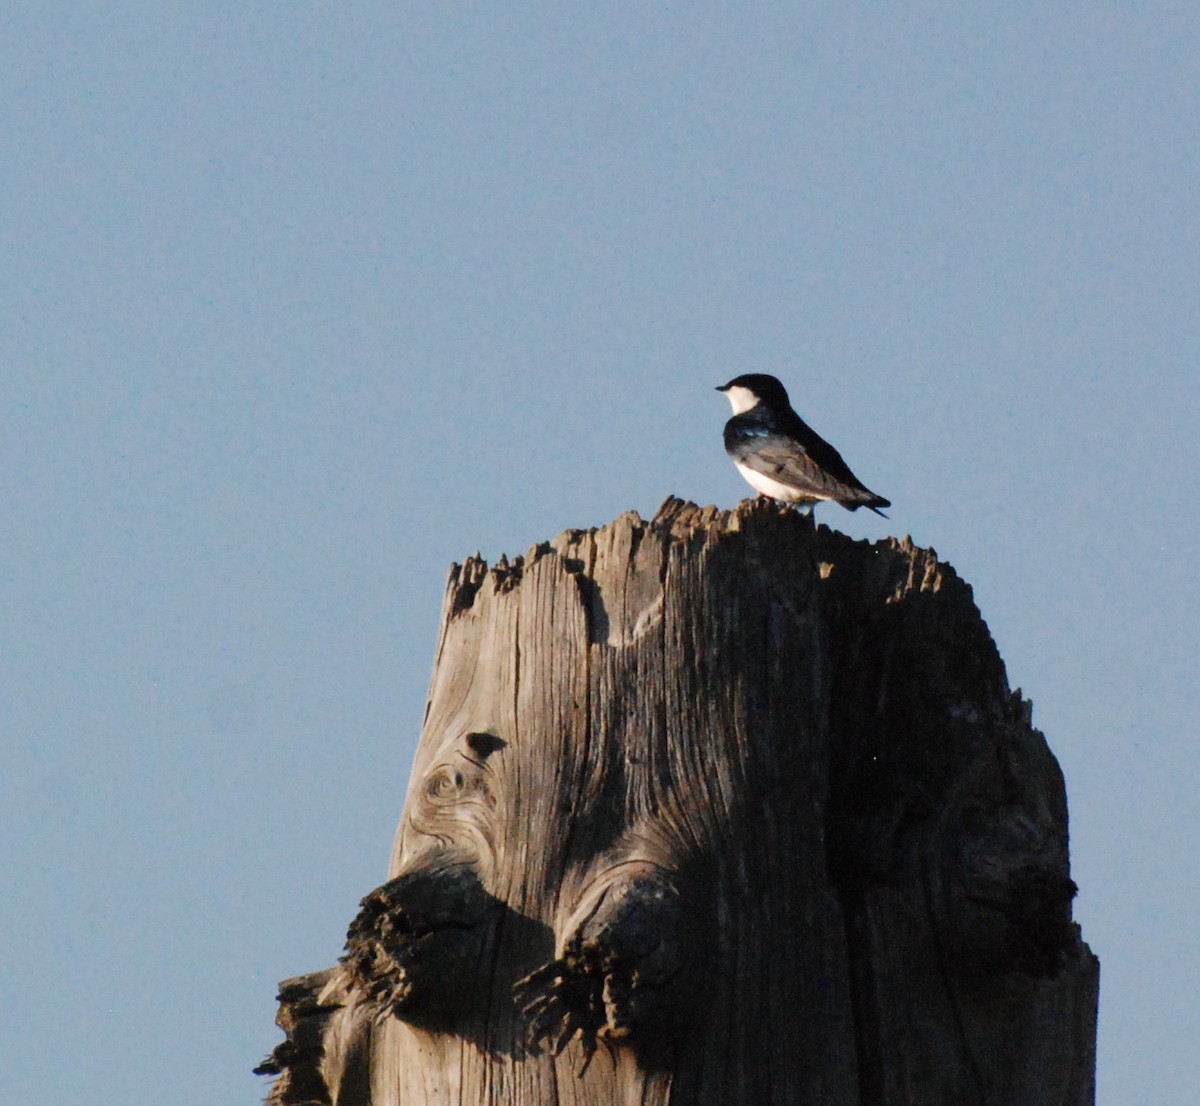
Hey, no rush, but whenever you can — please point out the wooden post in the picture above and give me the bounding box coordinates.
[258,498,1097,1105]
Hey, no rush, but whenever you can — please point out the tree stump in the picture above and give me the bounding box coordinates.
[258,498,1098,1106]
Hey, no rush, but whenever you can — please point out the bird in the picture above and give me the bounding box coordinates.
[716,373,890,516]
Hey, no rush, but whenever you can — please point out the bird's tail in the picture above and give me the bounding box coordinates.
[844,493,890,517]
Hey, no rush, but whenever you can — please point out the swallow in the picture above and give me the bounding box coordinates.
[716,373,890,516]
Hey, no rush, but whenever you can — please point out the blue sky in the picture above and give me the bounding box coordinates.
[2,4,1196,1103]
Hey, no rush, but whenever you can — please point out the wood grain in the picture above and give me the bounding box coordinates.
[259,497,1097,1105]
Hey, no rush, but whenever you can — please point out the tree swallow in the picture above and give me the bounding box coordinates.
[716,373,890,516]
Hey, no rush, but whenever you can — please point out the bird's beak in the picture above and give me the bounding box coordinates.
[714,385,728,393]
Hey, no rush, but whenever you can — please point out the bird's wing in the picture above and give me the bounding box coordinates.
[731,429,880,503]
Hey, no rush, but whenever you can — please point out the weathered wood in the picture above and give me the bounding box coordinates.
[259,497,1097,1105]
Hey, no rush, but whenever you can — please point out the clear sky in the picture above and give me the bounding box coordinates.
[2,3,1196,1103]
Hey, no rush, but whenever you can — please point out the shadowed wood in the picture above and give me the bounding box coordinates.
[259,497,1097,1106]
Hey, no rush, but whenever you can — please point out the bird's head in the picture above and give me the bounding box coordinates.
[715,373,790,415]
